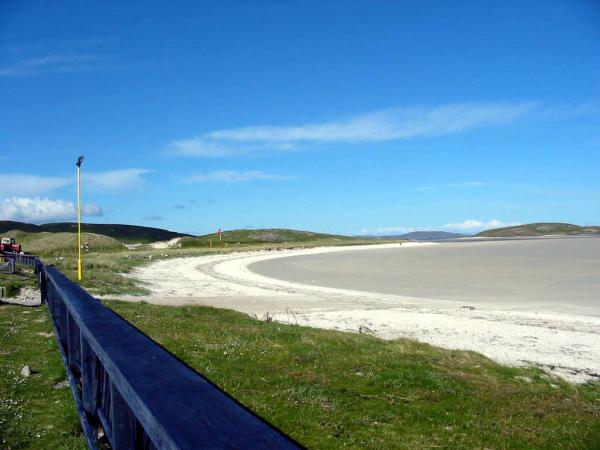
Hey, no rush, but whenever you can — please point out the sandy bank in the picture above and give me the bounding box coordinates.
[120,242,600,383]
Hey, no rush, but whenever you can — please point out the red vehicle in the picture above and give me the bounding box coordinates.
[0,237,22,253]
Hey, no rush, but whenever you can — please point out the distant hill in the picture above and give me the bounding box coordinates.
[180,228,355,248]
[358,231,467,240]
[0,221,191,244]
[476,223,600,237]
[0,221,40,233]
[393,231,468,240]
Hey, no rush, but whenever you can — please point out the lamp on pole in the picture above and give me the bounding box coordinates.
[76,155,85,281]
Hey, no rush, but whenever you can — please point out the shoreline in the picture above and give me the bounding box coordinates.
[117,242,600,383]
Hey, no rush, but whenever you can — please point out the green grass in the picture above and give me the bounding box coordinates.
[0,221,189,244]
[102,301,599,449]
[46,251,154,296]
[45,248,217,296]
[0,304,86,450]
[6,230,124,254]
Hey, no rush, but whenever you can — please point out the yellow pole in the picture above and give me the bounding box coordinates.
[77,160,83,281]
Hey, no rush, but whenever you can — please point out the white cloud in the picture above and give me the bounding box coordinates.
[1,169,152,196]
[446,181,487,188]
[0,174,71,196]
[0,54,101,77]
[417,181,487,192]
[86,169,152,193]
[444,219,519,231]
[184,170,297,183]
[171,102,536,157]
[170,139,246,157]
[0,197,103,223]
[209,103,534,142]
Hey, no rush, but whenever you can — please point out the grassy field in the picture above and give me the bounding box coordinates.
[180,228,362,248]
[0,304,86,450]
[103,301,598,449]
[44,250,164,296]
[6,230,124,254]
[0,221,189,244]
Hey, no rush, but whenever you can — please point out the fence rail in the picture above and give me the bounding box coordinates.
[0,254,16,274]
[2,251,39,268]
[25,256,300,449]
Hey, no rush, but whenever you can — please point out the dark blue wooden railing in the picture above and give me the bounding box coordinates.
[0,254,16,274]
[13,254,301,449]
[3,251,39,267]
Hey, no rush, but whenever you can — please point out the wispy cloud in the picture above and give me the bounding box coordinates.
[208,103,534,142]
[0,38,118,54]
[170,139,247,158]
[0,197,102,223]
[540,102,600,119]
[143,214,163,221]
[0,54,106,77]
[1,169,151,196]
[444,219,519,231]
[184,170,297,183]
[446,181,487,188]
[1,174,71,196]
[0,37,127,77]
[417,181,487,192]
[86,169,152,193]
[170,102,537,157]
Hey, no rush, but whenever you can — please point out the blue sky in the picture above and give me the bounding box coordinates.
[1,1,599,236]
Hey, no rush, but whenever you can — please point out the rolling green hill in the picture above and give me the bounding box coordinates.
[5,230,124,254]
[0,221,191,244]
[476,222,600,237]
[180,228,355,248]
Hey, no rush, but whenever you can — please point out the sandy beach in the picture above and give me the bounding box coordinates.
[121,239,600,383]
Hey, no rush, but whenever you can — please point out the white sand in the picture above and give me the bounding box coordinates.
[121,242,600,383]
[2,287,41,307]
[150,237,182,249]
